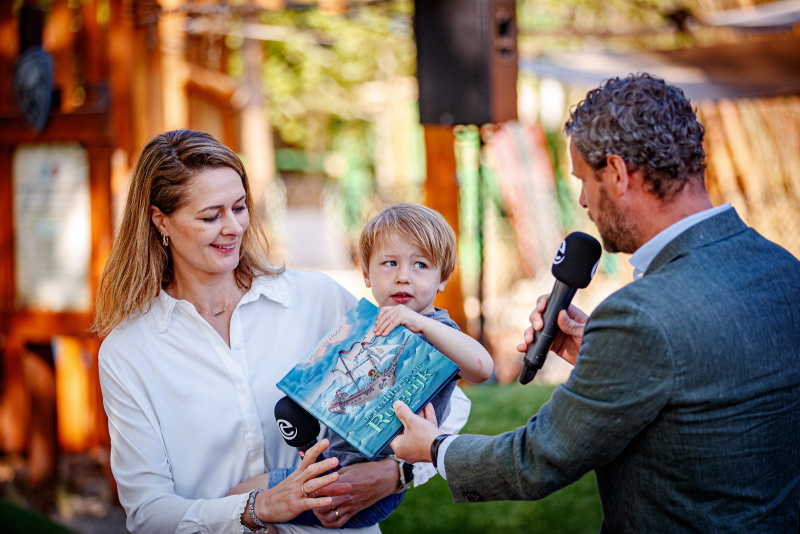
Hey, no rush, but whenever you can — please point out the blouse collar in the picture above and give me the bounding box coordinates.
[144,272,290,333]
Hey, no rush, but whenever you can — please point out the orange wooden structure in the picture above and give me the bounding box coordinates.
[0,0,171,491]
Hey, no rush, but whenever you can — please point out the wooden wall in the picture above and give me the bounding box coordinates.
[0,1,165,495]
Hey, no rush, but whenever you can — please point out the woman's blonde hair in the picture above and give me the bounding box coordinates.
[92,129,282,337]
[359,202,457,281]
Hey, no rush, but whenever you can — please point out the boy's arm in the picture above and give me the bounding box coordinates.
[374,305,493,383]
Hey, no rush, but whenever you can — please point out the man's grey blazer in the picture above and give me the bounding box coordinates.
[445,208,800,532]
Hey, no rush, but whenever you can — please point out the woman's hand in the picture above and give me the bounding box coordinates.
[249,439,352,525]
[516,294,588,366]
[311,456,400,527]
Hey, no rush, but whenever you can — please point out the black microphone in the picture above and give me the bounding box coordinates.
[275,396,324,461]
[519,232,602,385]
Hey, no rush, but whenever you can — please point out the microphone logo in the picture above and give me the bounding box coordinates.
[276,419,297,440]
[553,239,567,265]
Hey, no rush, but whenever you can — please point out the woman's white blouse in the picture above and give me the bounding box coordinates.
[99,270,469,533]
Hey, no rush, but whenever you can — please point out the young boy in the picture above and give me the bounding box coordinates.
[287,202,493,528]
[361,202,494,393]
[237,203,492,529]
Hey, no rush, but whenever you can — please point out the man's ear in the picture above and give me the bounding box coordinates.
[150,206,167,234]
[363,272,371,288]
[603,154,631,197]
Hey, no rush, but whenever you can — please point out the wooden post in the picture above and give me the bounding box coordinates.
[423,125,467,331]
[241,11,276,222]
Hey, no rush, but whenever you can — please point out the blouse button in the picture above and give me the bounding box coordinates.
[235,343,242,350]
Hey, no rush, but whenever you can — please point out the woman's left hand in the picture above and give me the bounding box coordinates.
[312,458,399,527]
[251,439,352,525]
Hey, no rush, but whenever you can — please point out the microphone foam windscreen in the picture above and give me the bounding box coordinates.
[551,232,602,288]
[274,396,321,447]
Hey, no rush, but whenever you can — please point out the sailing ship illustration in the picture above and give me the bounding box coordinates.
[326,336,409,415]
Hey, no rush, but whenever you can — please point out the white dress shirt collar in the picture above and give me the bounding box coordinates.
[629,203,731,281]
[145,271,292,333]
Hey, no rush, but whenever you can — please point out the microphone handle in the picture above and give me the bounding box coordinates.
[519,281,577,385]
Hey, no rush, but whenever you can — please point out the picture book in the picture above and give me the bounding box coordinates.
[277,298,461,460]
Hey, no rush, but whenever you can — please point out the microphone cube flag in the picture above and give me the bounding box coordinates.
[275,395,321,454]
[552,232,602,288]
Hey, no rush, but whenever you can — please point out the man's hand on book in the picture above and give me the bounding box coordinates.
[390,402,441,464]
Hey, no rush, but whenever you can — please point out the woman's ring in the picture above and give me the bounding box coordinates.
[332,506,340,519]
[301,483,309,498]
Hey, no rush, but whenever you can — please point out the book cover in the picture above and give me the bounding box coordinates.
[277,298,460,460]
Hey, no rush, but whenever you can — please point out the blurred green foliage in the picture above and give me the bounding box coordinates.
[221,0,712,182]
[228,2,416,150]
[518,0,678,35]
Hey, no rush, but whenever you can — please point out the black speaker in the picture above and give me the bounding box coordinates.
[414,0,518,126]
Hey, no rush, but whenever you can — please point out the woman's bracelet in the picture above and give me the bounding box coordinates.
[241,488,272,533]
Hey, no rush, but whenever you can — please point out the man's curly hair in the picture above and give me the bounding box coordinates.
[564,73,707,199]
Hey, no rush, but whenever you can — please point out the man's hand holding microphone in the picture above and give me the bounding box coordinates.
[517,295,588,367]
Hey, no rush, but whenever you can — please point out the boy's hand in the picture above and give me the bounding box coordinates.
[374,305,428,336]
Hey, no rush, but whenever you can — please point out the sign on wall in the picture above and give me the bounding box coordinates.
[13,144,91,312]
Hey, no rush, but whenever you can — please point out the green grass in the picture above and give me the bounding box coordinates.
[381,383,603,534]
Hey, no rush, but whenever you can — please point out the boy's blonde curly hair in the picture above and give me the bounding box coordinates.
[359,202,457,281]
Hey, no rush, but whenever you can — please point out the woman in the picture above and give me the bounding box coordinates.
[93,130,426,533]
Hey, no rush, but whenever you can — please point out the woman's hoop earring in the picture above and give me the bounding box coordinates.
[162,233,169,247]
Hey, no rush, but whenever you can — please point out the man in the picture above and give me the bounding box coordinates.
[390,73,800,532]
